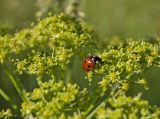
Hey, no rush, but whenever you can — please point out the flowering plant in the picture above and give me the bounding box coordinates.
[0,14,160,119]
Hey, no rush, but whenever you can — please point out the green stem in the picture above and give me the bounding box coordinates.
[83,90,106,117]
[83,104,94,117]
[85,101,106,119]
[2,65,27,102]
[0,88,18,110]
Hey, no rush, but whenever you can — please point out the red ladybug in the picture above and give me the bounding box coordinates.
[82,56,102,72]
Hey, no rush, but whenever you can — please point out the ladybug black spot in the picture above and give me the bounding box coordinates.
[88,56,102,64]
[88,65,91,68]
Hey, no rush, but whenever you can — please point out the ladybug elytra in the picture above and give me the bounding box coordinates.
[82,56,102,72]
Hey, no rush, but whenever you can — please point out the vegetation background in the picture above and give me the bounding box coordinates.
[1,0,160,117]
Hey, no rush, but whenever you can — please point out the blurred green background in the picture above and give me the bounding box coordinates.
[1,0,160,110]
[1,0,160,37]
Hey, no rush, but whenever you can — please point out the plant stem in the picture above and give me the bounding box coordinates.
[0,88,18,110]
[2,64,27,102]
[85,101,106,119]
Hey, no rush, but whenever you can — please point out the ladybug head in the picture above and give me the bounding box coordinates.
[82,58,95,72]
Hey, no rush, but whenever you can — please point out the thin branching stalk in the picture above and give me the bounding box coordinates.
[86,101,106,119]
[0,88,18,110]
[2,65,27,102]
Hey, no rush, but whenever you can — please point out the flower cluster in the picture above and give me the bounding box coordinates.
[88,40,160,92]
[0,13,93,81]
[21,79,88,118]
[96,95,160,119]
[0,109,12,119]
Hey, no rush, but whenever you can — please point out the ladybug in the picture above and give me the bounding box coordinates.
[82,56,102,72]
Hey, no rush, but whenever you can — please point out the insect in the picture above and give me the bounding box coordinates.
[82,56,102,72]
